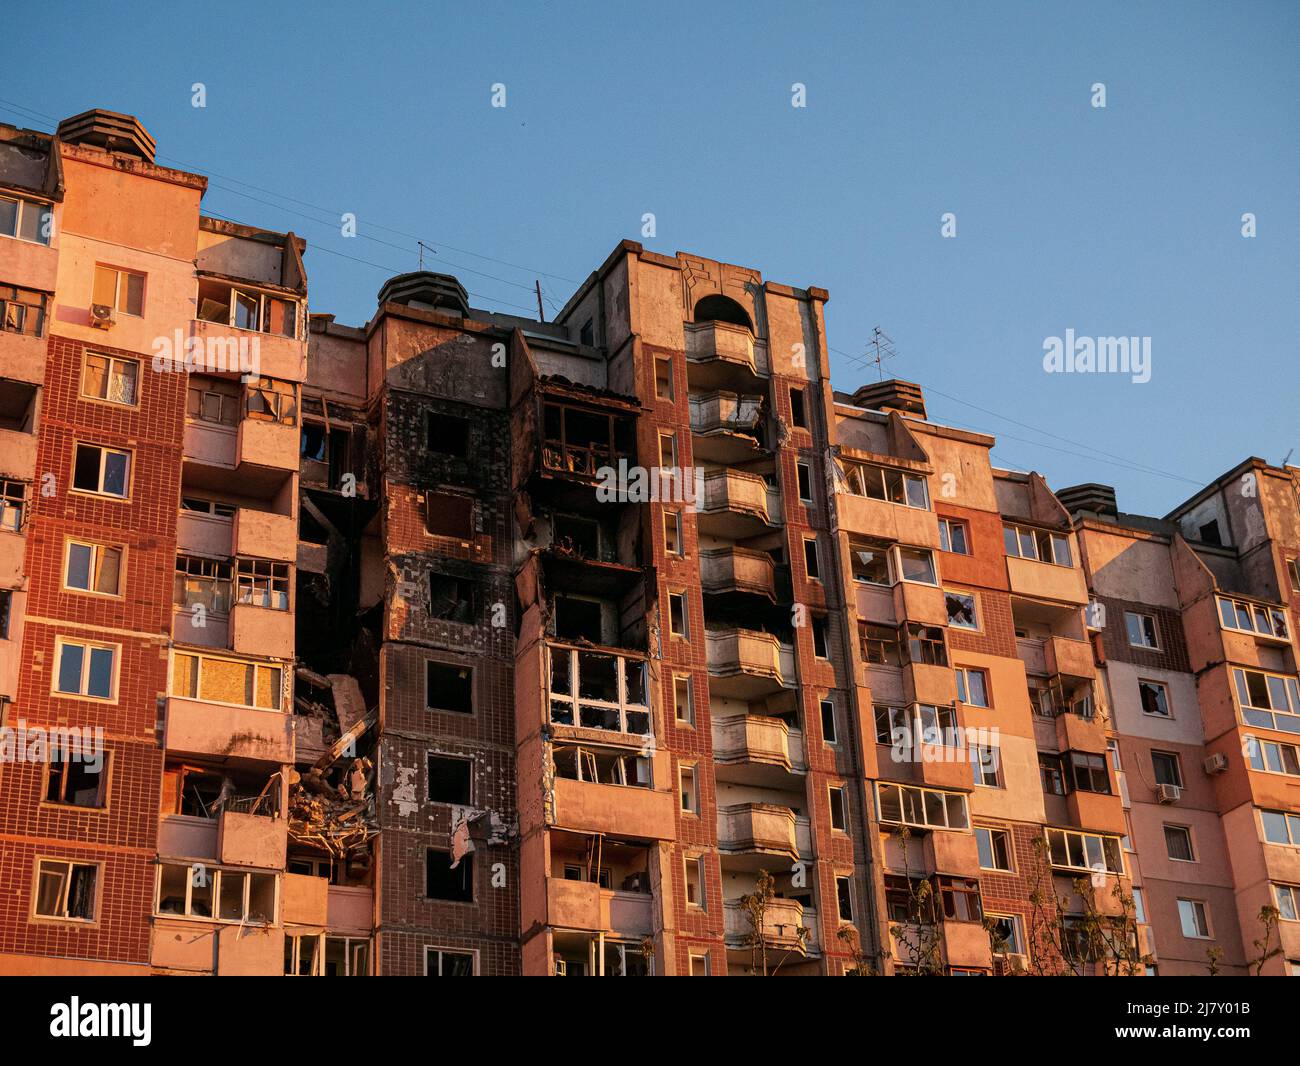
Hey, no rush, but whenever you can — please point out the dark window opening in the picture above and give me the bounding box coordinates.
[552,513,601,560]
[579,318,594,346]
[301,422,327,463]
[797,462,813,503]
[554,595,604,643]
[1198,520,1222,546]
[429,573,474,623]
[428,755,472,804]
[427,662,473,714]
[836,876,853,922]
[426,849,473,902]
[693,294,752,331]
[46,756,106,808]
[0,588,10,639]
[803,538,820,580]
[426,491,474,540]
[790,388,807,429]
[812,615,830,658]
[428,413,470,458]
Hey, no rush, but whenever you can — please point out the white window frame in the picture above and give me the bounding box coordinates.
[955,666,990,707]
[674,674,694,726]
[546,645,650,736]
[876,781,970,831]
[71,442,132,499]
[1247,737,1300,777]
[62,537,124,597]
[679,763,698,814]
[1003,522,1072,566]
[52,636,119,702]
[81,352,140,407]
[153,862,278,925]
[938,517,969,554]
[33,858,98,923]
[975,826,1013,871]
[1217,595,1289,640]
[1045,827,1124,875]
[0,194,53,245]
[1233,667,1300,732]
[1124,610,1160,650]
[169,650,284,712]
[1176,898,1211,939]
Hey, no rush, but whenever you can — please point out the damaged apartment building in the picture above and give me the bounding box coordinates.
[3,107,1300,977]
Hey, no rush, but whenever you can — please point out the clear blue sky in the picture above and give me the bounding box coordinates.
[3,1,1296,515]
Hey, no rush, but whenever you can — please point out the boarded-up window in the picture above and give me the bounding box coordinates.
[426,492,474,539]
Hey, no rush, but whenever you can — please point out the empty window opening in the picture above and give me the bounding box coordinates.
[426,849,473,902]
[426,662,473,714]
[428,755,473,804]
[429,573,474,623]
[428,412,470,457]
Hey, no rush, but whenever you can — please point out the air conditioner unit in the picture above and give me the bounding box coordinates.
[1155,783,1181,804]
[89,303,115,329]
[1203,752,1229,775]
[992,953,1028,976]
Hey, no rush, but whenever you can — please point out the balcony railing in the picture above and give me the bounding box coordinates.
[699,546,777,599]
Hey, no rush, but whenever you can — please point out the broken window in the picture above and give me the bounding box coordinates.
[605,941,651,976]
[171,651,282,711]
[654,356,674,401]
[669,592,688,638]
[93,264,145,316]
[426,661,473,715]
[174,555,232,613]
[426,849,473,902]
[427,412,470,458]
[45,755,106,808]
[325,937,369,976]
[197,278,299,338]
[938,876,984,923]
[425,491,474,540]
[35,859,97,921]
[664,510,682,555]
[684,855,706,909]
[836,875,854,922]
[426,947,474,976]
[66,539,123,596]
[236,558,290,610]
[552,513,602,559]
[945,591,978,630]
[821,699,837,744]
[674,675,694,725]
[156,863,274,923]
[905,624,947,667]
[72,442,130,497]
[553,744,651,788]
[548,647,649,735]
[285,933,321,976]
[0,478,25,532]
[828,785,847,831]
[812,615,830,658]
[860,622,901,666]
[301,421,327,462]
[898,547,936,585]
[429,573,474,623]
[428,755,472,804]
[553,594,605,643]
[245,377,297,425]
[790,387,807,428]
[542,403,616,477]
[81,352,139,406]
[850,537,892,585]
[797,461,813,503]
[0,589,10,639]
[679,764,698,813]
[187,375,240,426]
[803,537,820,580]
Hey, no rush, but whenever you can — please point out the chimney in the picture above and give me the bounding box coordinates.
[56,109,156,163]
[850,379,927,419]
[378,272,470,318]
[1055,483,1118,519]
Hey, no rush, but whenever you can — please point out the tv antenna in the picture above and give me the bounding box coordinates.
[863,327,898,381]
[418,240,434,270]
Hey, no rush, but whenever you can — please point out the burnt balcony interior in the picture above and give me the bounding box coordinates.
[161,760,281,820]
[548,643,650,738]
[537,399,636,490]
[554,743,652,790]
[552,931,652,976]
[550,830,652,893]
[300,396,367,495]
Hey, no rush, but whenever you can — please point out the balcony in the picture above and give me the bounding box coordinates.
[1065,789,1126,836]
[283,873,328,926]
[550,776,676,840]
[684,321,768,390]
[1046,635,1095,681]
[718,802,798,867]
[189,316,306,383]
[184,419,238,469]
[157,814,218,861]
[0,331,46,387]
[164,696,293,766]
[713,715,806,786]
[177,509,233,557]
[230,603,294,659]
[706,628,794,699]
[689,391,767,464]
[0,529,25,586]
[700,547,777,600]
[1005,556,1088,606]
[723,897,810,954]
[1016,637,1047,676]
[546,878,654,938]
[698,470,780,539]
[327,885,374,936]
[0,380,38,481]
[219,809,287,868]
[944,921,994,970]
[233,507,296,562]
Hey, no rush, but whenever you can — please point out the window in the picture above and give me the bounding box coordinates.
[669,591,688,638]
[0,284,48,336]
[426,947,475,976]
[171,651,282,711]
[1177,898,1210,939]
[1217,595,1289,640]
[72,443,131,498]
[1164,824,1195,862]
[1151,751,1183,788]
[236,558,290,610]
[1233,668,1300,733]
[684,855,705,909]
[820,698,837,745]
[794,538,818,584]
[197,278,298,337]
[425,491,474,540]
[689,953,710,976]
[654,356,673,401]
[1261,809,1300,846]
[875,704,957,747]
[65,539,122,596]
[428,413,470,457]
[955,667,989,707]
[1272,884,1300,922]
[1125,611,1160,649]
[987,913,1024,955]
[45,755,106,809]
[658,431,676,469]
[54,638,117,700]
[1039,753,1065,795]
[174,555,232,614]
[938,876,983,923]
[428,755,472,805]
[663,511,682,556]
[542,403,618,477]
[245,377,298,425]
[1247,737,1300,776]
[1138,679,1171,717]
[836,875,854,922]
[796,461,813,503]
[849,536,892,585]
[945,590,978,630]
[156,863,274,923]
[876,782,969,831]
[1003,523,1071,566]
[549,647,649,735]
[1069,751,1111,794]
[812,615,830,658]
[1107,737,1123,771]
[884,875,933,923]
[1046,828,1124,874]
[674,675,694,725]
[429,573,474,623]
[679,764,698,814]
[181,496,236,519]
[1132,886,1147,923]
[81,353,138,406]
[938,518,969,555]
[92,265,144,316]
[187,375,240,426]
[976,827,1012,871]
[426,849,473,902]
[554,745,651,789]
[0,478,24,532]
[426,662,473,715]
[904,624,947,666]
[1289,559,1300,595]
[34,859,97,921]
[0,588,9,639]
[897,547,936,585]
[0,195,52,245]
[828,786,847,831]
[972,745,1002,788]
[844,462,929,509]
[790,388,807,429]
[861,623,901,666]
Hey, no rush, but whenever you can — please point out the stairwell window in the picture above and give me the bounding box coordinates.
[679,764,698,814]
[796,461,813,503]
[945,590,978,630]
[828,785,848,831]
[65,539,123,597]
[93,265,144,316]
[1163,824,1195,862]
[674,675,694,725]
[54,638,117,701]
[1177,898,1210,939]
[1138,679,1171,717]
[669,592,688,639]
[938,517,969,555]
[955,666,989,707]
[820,698,837,745]
[789,387,807,429]
[803,537,820,581]
[426,849,473,902]
[82,353,139,406]
[72,443,131,499]
[976,827,1013,871]
[0,284,48,336]
[1124,611,1160,650]
[45,754,107,809]
[685,855,706,909]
